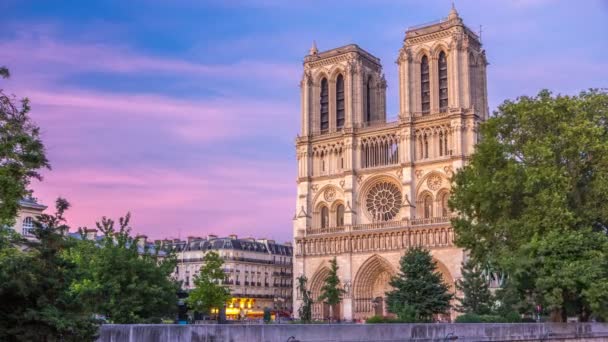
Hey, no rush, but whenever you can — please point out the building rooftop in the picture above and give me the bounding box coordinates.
[168,235,293,256]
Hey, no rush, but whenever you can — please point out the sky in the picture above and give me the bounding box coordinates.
[1,0,607,243]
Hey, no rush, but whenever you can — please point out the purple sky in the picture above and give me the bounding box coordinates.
[2,0,607,243]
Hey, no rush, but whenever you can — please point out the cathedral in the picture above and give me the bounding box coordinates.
[292,6,488,321]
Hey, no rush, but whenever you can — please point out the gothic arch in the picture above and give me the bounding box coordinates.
[328,66,346,82]
[309,264,331,319]
[430,42,450,59]
[312,184,343,208]
[414,48,431,63]
[415,170,449,194]
[436,188,451,217]
[353,254,396,316]
[313,70,330,86]
[433,258,455,292]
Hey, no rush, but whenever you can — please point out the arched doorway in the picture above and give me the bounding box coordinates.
[309,266,331,320]
[352,255,396,320]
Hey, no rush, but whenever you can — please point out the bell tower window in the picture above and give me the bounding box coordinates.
[438,51,448,112]
[421,55,430,115]
[320,78,329,132]
[336,74,345,129]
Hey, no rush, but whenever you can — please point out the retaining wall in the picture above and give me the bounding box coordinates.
[98,323,608,342]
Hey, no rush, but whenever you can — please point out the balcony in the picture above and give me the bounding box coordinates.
[305,216,452,236]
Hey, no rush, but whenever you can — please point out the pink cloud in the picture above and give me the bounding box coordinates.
[33,160,296,242]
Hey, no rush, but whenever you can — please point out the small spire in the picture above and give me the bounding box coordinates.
[309,40,318,55]
[448,2,459,20]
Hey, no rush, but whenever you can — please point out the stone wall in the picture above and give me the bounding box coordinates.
[98,323,608,342]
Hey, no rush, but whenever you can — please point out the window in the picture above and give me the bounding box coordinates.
[320,78,329,132]
[366,77,372,123]
[439,132,444,156]
[438,51,448,112]
[22,217,34,236]
[423,195,433,219]
[440,193,449,217]
[336,204,345,227]
[336,74,345,128]
[321,206,329,228]
[421,55,430,114]
[423,134,429,159]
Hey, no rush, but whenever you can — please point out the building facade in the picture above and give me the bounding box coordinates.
[293,6,488,321]
[170,235,293,319]
[7,198,47,239]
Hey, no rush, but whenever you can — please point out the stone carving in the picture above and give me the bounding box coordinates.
[365,181,402,222]
[311,184,319,192]
[415,170,424,178]
[357,175,364,185]
[324,187,336,202]
[339,180,345,189]
[443,165,454,178]
[427,175,442,191]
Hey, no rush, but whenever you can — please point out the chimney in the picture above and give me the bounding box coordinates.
[207,234,218,240]
[173,238,181,244]
[284,242,292,247]
[187,236,197,243]
[229,234,238,240]
[136,234,148,248]
[84,228,97,240]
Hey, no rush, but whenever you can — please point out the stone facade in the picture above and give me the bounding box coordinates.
[293,6,488,321]
[168,235,293,318]
[7,198,47,239]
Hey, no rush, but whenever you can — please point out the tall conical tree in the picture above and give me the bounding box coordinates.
[318,257,345,321]
[455,258,493,314]
[386,247,453,322]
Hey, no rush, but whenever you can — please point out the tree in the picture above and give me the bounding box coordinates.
[317,257,346,322]
[0,66,50,226]
[386,247,453,322]
[187,251,231,319]
[450,90,608,321]
[455,259,493,315]
[0,198,99,341]
[296,274,313,322]
[66,213,179,323]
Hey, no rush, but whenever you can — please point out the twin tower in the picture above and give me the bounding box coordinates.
[293,7,489,321]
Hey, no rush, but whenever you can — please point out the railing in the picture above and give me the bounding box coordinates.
[407,18,448,30]
[305,216,452,235]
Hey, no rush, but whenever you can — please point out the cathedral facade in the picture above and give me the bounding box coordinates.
[292,7,489,321]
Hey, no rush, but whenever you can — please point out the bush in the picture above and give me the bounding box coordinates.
[455,312,521,323]
[365,316,405,324]
[455,313,483,323]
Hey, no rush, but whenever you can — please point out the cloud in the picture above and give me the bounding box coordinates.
[33,159,296,242]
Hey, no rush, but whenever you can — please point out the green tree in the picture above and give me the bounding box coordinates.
[187,251,230,319]
[450,90,608,321]
[0,66,50,226]
[296,274,313,322]
[0,198,99,341]
[386,247,453,322]
[66,214,179,323]
[455,259,493,315]
[317,257,346,322]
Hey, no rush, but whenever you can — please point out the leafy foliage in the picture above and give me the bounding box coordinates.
[296,274,313,322]
[0,67,49,226]
[454,312,521,323]
[66,213,179,323]
[450,90,608,321]
[455,259,493,315]
[187,251,231,318]
[0,198,99,341]
[386,247,453,322]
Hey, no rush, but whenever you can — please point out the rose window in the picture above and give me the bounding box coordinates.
[365,182,402,221]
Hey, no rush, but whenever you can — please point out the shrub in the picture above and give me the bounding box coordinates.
[455,313,521,323]
[365,316,405,324]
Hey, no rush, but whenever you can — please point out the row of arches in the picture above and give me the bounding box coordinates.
[360,134,400,168]
[298,227,454,256]
[417,190,450,219]
[415,126,452,160]
[316,202,345,229]
[308,254,454,320]
[318,73,377,133]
